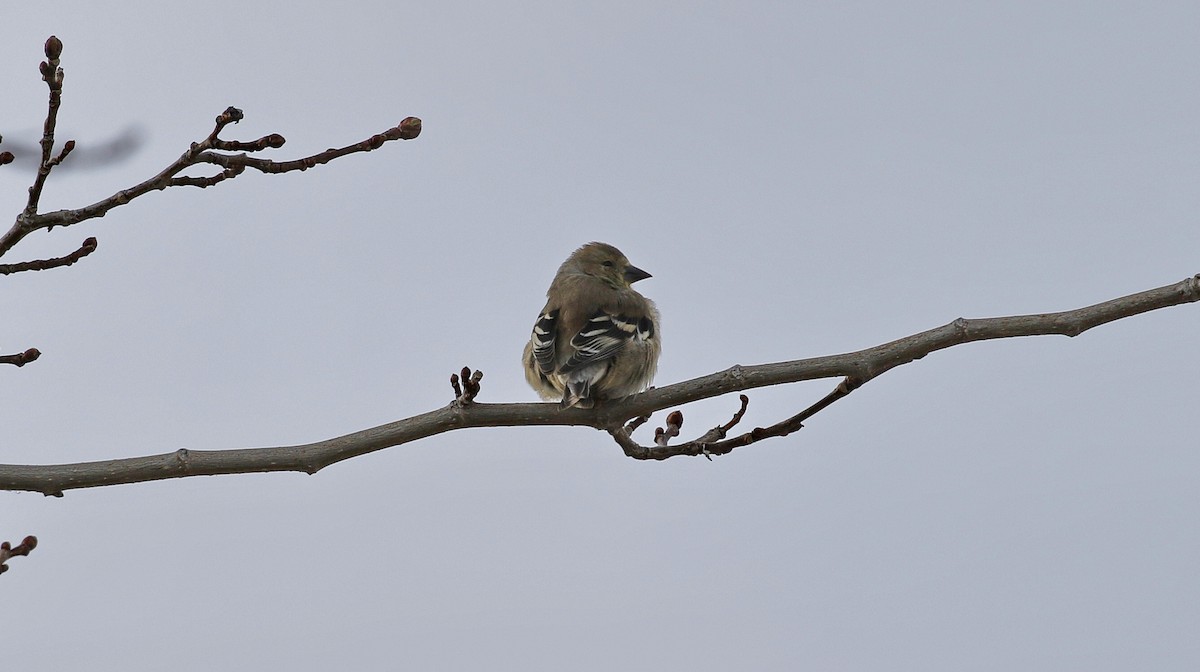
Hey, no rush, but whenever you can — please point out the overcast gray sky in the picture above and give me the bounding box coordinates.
[3,2,1198,669]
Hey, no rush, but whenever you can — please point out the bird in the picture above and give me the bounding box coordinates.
[523,242,660,409]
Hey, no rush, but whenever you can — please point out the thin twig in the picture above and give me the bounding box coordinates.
[0,536,38,576]
[613,396,751,460]
[23,36,66,217]
[0,237,96,275]
[615,378,862,460]
[0,113,421,258]
[0,349,41,367]
[191,118,421,175]
[623,415,651,434]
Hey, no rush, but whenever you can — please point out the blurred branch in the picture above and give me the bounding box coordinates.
[1,126,145,171]
[1,274,1196,494]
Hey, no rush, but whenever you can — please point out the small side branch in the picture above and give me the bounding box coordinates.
[0,113,422,258]
[0,349,41,367]
[23,36,66,217]
[698,377,861,457]
[0,237,96,275]
[193,117,422,176]
[0,536,37,576]
[611,395,754,460]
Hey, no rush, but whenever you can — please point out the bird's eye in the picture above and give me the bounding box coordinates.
[602,260,614,268]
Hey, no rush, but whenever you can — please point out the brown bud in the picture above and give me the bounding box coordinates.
[666,410,684,429]
[216,107,244,126]
[265,134,285,148]
[398,117,422,140]
[0,151,14,165]
[45,36,63,60]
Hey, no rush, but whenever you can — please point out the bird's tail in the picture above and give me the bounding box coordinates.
[560,381,595,409]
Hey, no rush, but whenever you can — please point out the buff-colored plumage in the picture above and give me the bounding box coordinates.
[523,242,660,409]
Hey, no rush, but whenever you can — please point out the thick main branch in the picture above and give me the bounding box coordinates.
[1,274,1196,495]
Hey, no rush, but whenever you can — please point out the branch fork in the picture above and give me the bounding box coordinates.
[610,395,753,460]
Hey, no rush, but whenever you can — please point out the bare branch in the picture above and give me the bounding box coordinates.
[0,237,97,275]
[611,396,752,460]
[0,536,37,576]
[1,274,1196,494]
[0,113,422,258]
[47,139,76,168]
[0,349,41,367]
[23,36,67,217]
[0,37,423,261]
[190,117,421,175]
[622,414,651,435]
[2,36,421,373]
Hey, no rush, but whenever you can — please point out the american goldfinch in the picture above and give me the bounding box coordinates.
[523,242,661,409]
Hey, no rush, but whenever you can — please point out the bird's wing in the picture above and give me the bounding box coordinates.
[560,310,653,374]
[530,309,559,375]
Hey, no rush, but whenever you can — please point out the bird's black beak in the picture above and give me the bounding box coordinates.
[624,264,651,284]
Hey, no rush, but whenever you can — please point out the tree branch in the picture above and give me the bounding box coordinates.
[0,236,96,275]
[0,109,422,258]
[2,35,422,377]
[0,36,422,261]
[0,349,41,367]
[610,378,858,460]
[23,37,66,218]
[0,536,37,576]
[2,274,1196,495]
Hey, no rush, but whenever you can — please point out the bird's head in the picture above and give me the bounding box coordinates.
[568,242,651,289]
